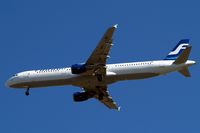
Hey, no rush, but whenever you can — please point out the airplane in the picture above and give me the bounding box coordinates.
[6,24,196,110]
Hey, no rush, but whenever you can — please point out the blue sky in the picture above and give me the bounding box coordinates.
[0,0,200,133]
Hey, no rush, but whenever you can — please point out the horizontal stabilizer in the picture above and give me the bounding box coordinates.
[178,68,191,77]
[173,46,192,64]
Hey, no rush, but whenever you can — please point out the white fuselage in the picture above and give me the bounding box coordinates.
[6,60,195,89]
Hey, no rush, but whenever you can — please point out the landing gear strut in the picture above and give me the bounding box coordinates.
[25,88,30,96]
[98,93,104,100]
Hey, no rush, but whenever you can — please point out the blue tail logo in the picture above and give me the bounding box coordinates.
[165,39,190,60]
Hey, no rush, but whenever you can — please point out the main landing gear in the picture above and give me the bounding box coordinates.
[25,88,30,96]
[96,74,103,82]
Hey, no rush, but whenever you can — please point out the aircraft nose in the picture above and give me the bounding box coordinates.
[5,79,11,88]
[5,77,16,88]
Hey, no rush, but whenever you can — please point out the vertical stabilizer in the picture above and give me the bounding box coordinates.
[173,46,191,64]
[165,39,190,60]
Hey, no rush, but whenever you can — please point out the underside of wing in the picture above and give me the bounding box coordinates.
[83,85,120,110]
[71,25,118,78]
[94,91,120,110]
[86,24,117,67]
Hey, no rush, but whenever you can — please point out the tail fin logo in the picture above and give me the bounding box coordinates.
[165,39,190,60]
[168,43,189,55]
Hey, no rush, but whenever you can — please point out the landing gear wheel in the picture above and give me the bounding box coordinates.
[25,88,30,96]
[96,74,103,81]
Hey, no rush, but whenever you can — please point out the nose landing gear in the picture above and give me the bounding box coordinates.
[25,88,30,96]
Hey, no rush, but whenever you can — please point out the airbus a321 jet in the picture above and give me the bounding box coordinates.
[6,24,196,110]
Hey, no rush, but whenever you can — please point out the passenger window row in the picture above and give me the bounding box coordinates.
[114,62,152,67]
[35,68,71,73]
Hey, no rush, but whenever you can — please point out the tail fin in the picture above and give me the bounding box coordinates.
[173,45,192,64]
[164,39,190,60]
[165,39,193,77]
[175,46,192,77]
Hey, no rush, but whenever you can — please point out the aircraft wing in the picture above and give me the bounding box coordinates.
[85,24,117,73]
[83,85,120,110]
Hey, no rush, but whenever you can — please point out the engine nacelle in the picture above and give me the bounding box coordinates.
[73,91,95,102]
[73,92,89,102]
[71,63,86,74]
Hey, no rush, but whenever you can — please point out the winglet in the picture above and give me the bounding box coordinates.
[117,106,121,111]
[113,24,118,28]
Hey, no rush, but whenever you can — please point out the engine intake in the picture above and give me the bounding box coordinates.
[71,64,86,74]
[73,92,95,102]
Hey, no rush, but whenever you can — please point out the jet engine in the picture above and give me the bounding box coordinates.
[73,91,95,102]
[71,64,86,74]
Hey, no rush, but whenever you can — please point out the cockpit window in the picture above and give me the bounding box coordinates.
[13,74,18,76]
